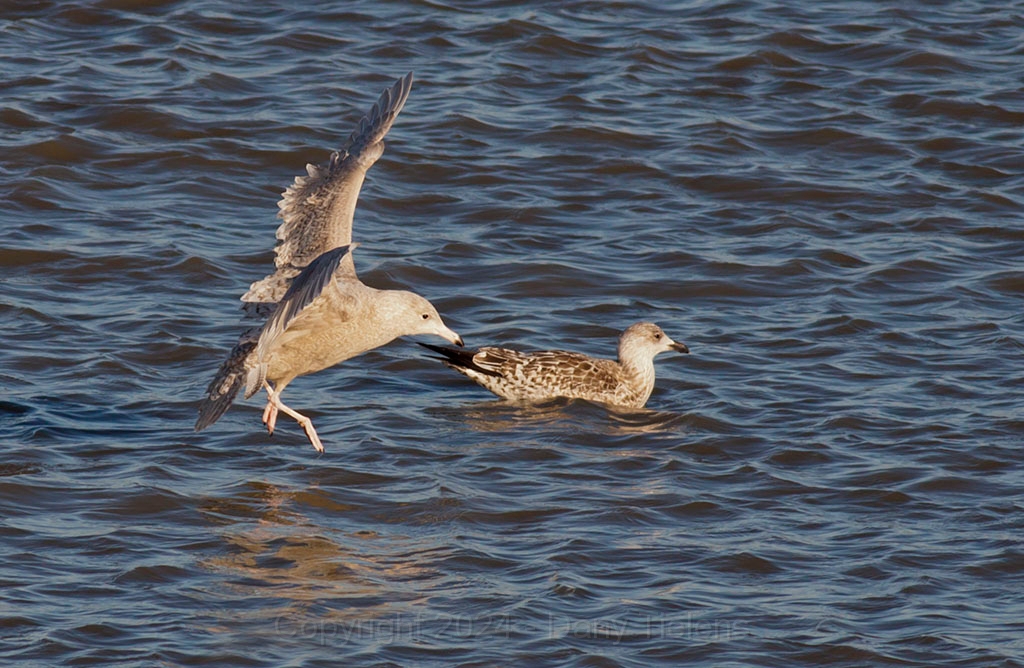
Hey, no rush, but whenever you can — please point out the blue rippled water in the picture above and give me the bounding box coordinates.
[2,1,1023,666]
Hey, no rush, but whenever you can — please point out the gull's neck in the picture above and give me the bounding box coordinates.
[617,341,657,404]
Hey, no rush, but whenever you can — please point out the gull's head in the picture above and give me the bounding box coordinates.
[389,291,463,347]
[619,322,689,361]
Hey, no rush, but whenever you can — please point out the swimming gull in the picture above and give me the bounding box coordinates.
[195,73,462,451]
[419,322,688,409]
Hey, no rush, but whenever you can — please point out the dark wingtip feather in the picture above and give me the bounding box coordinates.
[417,342,502,378]
[195,375,242,431]
[417,341,464,361]
[195,390,236,432]
[194,335,257,432]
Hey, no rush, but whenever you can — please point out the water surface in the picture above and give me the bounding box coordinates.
[2,1,1023,666]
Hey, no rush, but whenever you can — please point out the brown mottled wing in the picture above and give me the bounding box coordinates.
[420,341,626,403]
[241,72,414,312]
[504,350,621,397]
[468,347,532,375]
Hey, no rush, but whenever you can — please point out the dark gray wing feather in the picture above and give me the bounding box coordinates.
[195,326,259,431]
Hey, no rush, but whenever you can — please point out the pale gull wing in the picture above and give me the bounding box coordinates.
[242,72,414,311]
[245,244,358,398]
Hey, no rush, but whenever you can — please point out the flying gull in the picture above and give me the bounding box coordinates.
[196,73,462,451]
[420,322,688,409]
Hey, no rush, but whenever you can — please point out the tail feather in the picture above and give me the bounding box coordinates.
[417,342,502,378]
[195,330,259,431]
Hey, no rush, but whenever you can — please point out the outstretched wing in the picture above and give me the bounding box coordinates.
[242,73,414,310]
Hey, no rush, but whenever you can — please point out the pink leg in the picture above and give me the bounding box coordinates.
[262,400,279,435]
[262,381,324,453]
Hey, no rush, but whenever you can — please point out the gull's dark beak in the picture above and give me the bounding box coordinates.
[671,341,690,354]
[455,335,465,347]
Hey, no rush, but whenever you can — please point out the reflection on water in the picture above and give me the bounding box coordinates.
[198,481,441,632]
[432,397,692,436]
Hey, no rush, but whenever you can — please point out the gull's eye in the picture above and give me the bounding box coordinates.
[654,333,662,340]
[422,313,431,320]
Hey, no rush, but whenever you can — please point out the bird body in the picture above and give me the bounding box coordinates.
[421,322,688,409]
[245,247,459,400]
